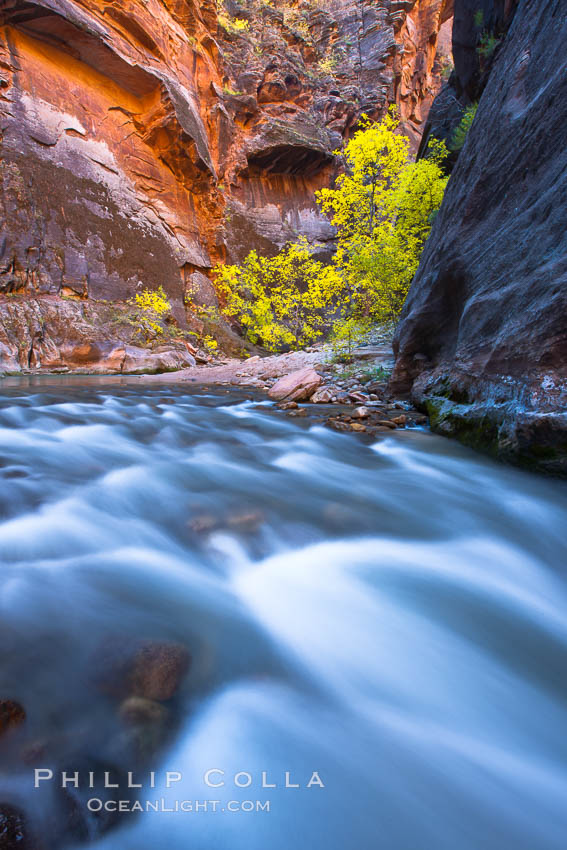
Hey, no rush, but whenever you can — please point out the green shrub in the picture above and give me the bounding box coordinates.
[318,52,338,76]
[360,364,391,384]
[477,31,500,60]
[449,103,478,152]
[218,0,250,35]
[328,317,370,362]
[130,286,171,339]
[439,56,454,81]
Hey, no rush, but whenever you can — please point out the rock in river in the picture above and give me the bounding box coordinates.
[0,700,25,737]
[268,368,322,402]
[310,387,334,404]
[0,804,33,850]
[119,696,169,727]
[352,407,370,419]
[93,639,191,702]
[127,642,191,702]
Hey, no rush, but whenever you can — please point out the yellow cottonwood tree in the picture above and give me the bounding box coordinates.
[131,286,171,339]
[215,110,448,350]
[317,112,448,326]
[215,239,344,352]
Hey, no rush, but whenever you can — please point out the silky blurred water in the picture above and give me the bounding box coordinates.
[0,377,566,850]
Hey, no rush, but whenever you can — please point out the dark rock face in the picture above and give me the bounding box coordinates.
[392,0,567,475]
[451,0,517,99]
[417,0,517,161]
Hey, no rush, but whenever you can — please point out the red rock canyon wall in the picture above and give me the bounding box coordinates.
[0,0,452,372]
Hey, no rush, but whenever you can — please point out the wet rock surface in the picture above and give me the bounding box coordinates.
[321,403,423,436]
[0,636,193,848]
[392,0,567,475]
[127,642,191,702]
[0,804,34,850]
[0,700,25,738]
[93,638,191,702]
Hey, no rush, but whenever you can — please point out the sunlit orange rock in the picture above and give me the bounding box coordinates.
[0,0,451,371]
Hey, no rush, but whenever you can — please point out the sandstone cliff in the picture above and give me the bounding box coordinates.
[0,0,451,373]
[392,0,567,475]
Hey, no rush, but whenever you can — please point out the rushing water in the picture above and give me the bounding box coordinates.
[0,378,566,850]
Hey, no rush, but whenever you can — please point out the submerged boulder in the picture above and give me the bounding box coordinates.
[0,700,25,737]
[93,639,191,701]
[128,642,191,701]
[0,805,33,850]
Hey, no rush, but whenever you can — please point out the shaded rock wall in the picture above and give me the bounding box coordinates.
[218,0,454,261]
[417,0,517,164]
[0,0,452,371]
[392,0,567,475]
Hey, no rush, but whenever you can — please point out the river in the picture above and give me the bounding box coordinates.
[0,378,566,850]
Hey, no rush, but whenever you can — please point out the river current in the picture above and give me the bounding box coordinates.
[0,378,566,850]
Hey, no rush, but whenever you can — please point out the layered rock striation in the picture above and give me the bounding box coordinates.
[0,0,224,370]
[392,0,567,475]
[0,0,452,372]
